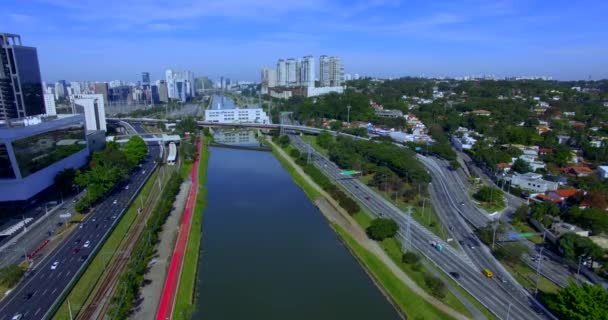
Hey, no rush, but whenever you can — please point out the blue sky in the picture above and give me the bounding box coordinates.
[2,0,607,82]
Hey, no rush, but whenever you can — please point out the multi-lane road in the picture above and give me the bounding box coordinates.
[0,130,159,320]
[289,135,549,320]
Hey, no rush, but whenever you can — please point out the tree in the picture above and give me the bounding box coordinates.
[545,282,608,320]
[277,135,290,147]
[402,252,420,264]
[289,149,301,159]
[329,120,342,131]
[473,187,505,207]
[530,201,560,222]
[175,116,197,135]
[123,136,148,167]
[54,168,76,193]
[512,158,532,174]
[559,233,604,262]
[494,243,529,265]
[424,273,447,299]
[316,131,334,149]
[366,218,399,240]
[513,204,529,223]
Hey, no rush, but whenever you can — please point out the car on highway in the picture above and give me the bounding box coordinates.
[83,240,91,248]
[72,247,80,255]
[449,271,460,279]
[11,314,23,320]
[79,223,85,229]
[74,238,81,244]
[22,292,33,300]
[483,269,493,278]
[51,261,59,270]
[79,254,89,262]
[113,199,118,205]
[125,185,129,190]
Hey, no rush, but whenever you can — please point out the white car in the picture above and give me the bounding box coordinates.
[125,185,129,190]
[113,200,117,205]
[83,240,91,248]
[50,261,59,270]
[11,314,23,320]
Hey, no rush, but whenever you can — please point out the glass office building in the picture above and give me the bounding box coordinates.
[0,115,89,202]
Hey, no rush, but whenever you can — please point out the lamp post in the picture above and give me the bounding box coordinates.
[347,105,351,126]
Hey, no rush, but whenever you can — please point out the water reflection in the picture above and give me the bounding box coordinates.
[212,129,260,147]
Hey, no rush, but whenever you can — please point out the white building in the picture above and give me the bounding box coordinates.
[54,81,66,100]
[73,94,107,132]
[165,69,194,101]
[70,81,82,96]
[300,55,315,87]
[205,108,269,124]
[506,172,558,193]
[598,166,608,179]
[285,58,297,86]
[319,55,330,87]
[306,86,344,97]
[43,93,56,116]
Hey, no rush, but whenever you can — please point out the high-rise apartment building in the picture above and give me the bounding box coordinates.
[285,58,297,85]
[70,81,82,95]
[319,55,331,87]
[276,59,287,86]
[0,33,45,120]
[329,56,343,86]
[300,55,315,87]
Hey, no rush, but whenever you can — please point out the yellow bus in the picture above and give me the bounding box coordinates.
[483,269,493,278]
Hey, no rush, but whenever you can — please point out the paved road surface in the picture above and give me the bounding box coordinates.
[290,135,549,320]
[0,131,159,320]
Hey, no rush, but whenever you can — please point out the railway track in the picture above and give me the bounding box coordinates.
[76,167,167,320]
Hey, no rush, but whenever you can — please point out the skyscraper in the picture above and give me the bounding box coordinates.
[54,81,66,100]
[157,80,168,103]
[142,72,150,86]
[0,33,45,120]
[93,82,109,104]
[276,59,287,86]
[165,69,194,101]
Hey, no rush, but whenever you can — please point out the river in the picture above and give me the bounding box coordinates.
[193,133,400,319]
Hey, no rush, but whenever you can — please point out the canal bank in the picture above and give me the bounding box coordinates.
[193,141,400,319]
[268,137,471,320]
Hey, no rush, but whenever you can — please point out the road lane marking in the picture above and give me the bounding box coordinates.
[52,288,57,294]
[34,308,41,316]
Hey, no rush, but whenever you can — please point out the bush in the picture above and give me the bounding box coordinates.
[366,218,399,240]
[289,149,301,159]
[411,262,422,272]
[402,252,420,264]
[424,273,447,299]
[0,266,25,288]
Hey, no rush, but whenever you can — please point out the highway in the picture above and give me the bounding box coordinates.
[0,128,159,320]
[289,135,549,320]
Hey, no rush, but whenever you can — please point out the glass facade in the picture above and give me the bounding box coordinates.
[0,143,15,179]
[13,47,45,116]
[12,123,86,177]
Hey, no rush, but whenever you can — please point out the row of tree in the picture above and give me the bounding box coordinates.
[75,137,148,213]
[108,172,183,319]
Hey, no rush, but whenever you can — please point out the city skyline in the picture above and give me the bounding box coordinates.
[2,0,608,81]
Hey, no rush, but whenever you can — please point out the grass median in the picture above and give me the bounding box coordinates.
[332,223,454,320]
[173,136,210,320]
[52,169,160,319]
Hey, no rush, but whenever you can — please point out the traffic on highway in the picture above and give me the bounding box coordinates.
[0,127,159,320]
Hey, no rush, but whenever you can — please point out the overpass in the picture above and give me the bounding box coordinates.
[107,117,367,139]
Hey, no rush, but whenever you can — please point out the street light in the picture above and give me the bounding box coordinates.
[347,105,351,126]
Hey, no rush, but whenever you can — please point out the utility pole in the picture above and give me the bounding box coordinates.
[68,299,74,320]
[492,222,498,250]
[534,246,544,296]
[405,207,412,250]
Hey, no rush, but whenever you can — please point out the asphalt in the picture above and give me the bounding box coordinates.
[0,125,160,320]
[289,135,549,320]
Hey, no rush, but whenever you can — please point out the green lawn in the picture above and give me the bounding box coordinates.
[271,143,320,200]
[173,136,210,320]
[512,221,544,244]
[52,169,160,319]
[333,224,455,320]
[379,238,472,318]
[501,260,560,295]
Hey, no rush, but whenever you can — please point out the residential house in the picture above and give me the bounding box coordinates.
[375,109,403,118]
[546,188,578,203]
[550,220,590,238]
[560,166,593,177]
[557,135,571,145]
[598,166,608,179]
[536,125,551,135]
[539,148,553,156]
[496,163,511,173]
[471,109,491,116]
[506,172,559,193]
